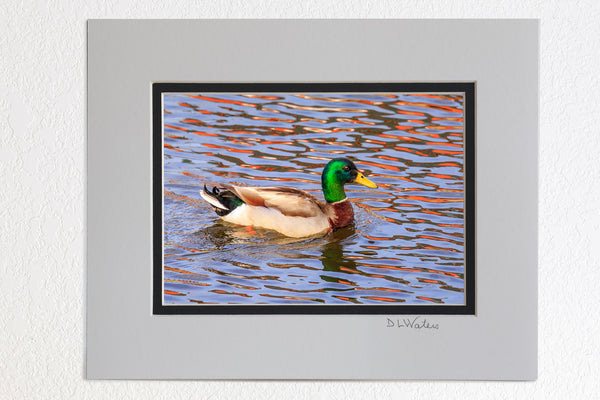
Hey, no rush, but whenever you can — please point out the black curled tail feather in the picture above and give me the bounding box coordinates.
[201,184,244,216]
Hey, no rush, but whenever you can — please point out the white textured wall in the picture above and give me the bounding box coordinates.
[1,1,598,399]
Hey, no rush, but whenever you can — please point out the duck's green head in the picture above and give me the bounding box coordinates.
[321,158,377,203]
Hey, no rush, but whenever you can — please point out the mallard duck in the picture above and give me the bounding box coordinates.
[200,158,377,238]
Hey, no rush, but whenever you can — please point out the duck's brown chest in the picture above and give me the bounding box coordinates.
[329,200,354,229]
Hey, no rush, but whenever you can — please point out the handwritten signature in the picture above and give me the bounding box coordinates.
[386,316,439,330]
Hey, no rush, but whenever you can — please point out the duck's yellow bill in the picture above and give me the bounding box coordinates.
[354,173,377,188]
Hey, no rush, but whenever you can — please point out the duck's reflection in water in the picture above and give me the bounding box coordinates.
[199,220,359,274]
[319,225,358,286]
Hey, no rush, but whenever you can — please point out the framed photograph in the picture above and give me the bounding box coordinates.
[154,82,475,315]
[88,20,537,380]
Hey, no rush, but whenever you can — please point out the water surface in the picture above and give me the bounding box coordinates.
[162,92,465,305]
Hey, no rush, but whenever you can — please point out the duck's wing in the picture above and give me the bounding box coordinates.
[229,185,327,218]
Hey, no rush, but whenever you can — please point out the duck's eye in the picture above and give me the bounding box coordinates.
[342,166,350,172]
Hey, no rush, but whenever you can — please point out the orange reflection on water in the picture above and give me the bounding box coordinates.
[393,146,431,157]
[395,101,463,114]
[436,162,462,168]
[361,263,463,280]
[211,289,251,298]
[432,117,463,122]
[397,175,437,188]
[396,110,425,117]
[164,143,182,152]
[188,94,257,108]
[418,234,463,244]
[402,195,461,204]
[409,94,456,101]
[260,140,294,145]
[271,127,295,133]
[164,266,206,276]
[418,278,446,285]
[192,131,218,137]
[164,290,184,296]
[358,160,402,172]
[425,125,462,131]
[421,210,444,217]
[164,124,188,132]
[181,171,204,180]
[363,235,392,241]
[242,94,282,100]
[375,155,400,162]
[422,244,459,253]
[430,149,463,156]
[427,173,457,180]
[259,293,323,302]
[226,130,259,135]
[406,130,444,139]
[336,117,376,125]
[165,279,209,287]
[217,280,259,291]
[251,116,295,123]
[280,102,368,114]
[296,94,384,106]
[203,143,253,154]
[300,117,328,124]
[229,139,253,146]
[174,245,198,253]
[364,139,387,145]
[416,296,444,303]
[304,127,337,134]
[362,296,404,303]
[438,223,463,228]
[355,286,406,293]
[332,296,359,303]
[261,107,282,114]
[423,141,462,148]
[383,134,423,143]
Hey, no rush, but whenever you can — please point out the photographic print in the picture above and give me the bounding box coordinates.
[89,20,537,380]
[153,83,474,314]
